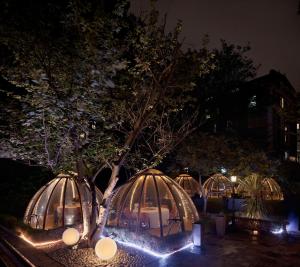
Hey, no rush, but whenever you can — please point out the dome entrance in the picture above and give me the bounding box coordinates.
[24,173,103,230]
[107,169,199,239]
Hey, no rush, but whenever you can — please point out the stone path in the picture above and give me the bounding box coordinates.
[0,226,63,267]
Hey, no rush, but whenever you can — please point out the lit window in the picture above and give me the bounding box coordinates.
[284,126,287,131]
[297,123,299,130]
[280,97,284,109]
[284,151,288,159]
[284,134,287,143]
[248,95,257,108]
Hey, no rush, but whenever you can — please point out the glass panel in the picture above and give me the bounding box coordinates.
[166,177,198,231]
[137,175,160,237]
[44,178,66,229]
[156,176,181,236]
[24,184,48,225]
[118,175,145,231]
[107,185,129,226]
[32,178,60,229]
[64,179,82,226]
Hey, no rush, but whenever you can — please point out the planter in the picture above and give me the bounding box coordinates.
[215,215,226,237]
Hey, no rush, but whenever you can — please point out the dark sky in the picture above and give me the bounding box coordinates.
[131,0,300,90]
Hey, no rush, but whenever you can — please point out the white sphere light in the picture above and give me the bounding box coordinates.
[95,237,117,261]
[62,228,80,246]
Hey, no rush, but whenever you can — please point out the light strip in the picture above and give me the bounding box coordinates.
[19,233,62,247]
[21,231,193,258]
[116,240,193,258]
[271,228,284,235]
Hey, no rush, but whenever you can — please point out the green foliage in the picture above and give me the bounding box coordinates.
[240,173,267,219]
[0,1,211,177]
[170,132,277,178]
[197,40,257,99]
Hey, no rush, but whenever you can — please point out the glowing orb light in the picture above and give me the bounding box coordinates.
[62,228,80,246]
[252,230,258,236]
[95,237,117,261]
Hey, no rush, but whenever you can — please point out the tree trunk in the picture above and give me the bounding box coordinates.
[203,195,208,214]
[88,180,98,246]
[75,158,91,238]
[90,164,119,245]
[198,171,207,214]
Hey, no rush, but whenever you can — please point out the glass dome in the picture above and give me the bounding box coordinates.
[175,174,200,197]
[203,173,232,198]
[24,173,103,230]
[107,169,199,238]
[238,177,284,200]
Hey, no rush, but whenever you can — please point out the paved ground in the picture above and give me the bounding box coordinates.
[46,232,300,267]
[144,233,300,267]
[0,226,63,266]
[2,224,300,267]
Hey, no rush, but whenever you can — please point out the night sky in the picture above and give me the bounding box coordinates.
[131,0,300,90]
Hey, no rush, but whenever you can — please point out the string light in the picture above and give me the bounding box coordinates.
[19,233,61,247]
[21,231,193,258]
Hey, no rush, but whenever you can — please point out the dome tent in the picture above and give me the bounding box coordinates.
[175,173,200,197]
[203,173,232,198]
[261,178,284,200]
[106,169,199,239]
[237,177,284,200]
[24,172,103,230]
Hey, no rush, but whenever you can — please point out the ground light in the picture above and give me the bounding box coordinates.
[62,228,80,246]
[19,233,61,247]
[95,237,117,261]
[20,231,193,259]
[271,228,284,235]
[116,239,194,258]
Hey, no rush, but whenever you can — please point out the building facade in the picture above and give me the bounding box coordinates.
[202,70,299,161]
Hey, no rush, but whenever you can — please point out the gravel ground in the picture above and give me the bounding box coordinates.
[48,244,155,267]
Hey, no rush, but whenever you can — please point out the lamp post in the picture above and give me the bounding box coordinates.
[230,175,237,229]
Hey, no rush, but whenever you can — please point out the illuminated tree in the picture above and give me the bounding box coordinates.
[0,0,212,242]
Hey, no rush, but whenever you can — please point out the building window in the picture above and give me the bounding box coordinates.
[248,95,257,108]
[297,123,299,130]
[280,97,285,109]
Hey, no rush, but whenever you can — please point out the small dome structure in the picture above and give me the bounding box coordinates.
[24,173,103,230]
[238,177,283,200]
[175,174,200,197]
[107,169,199,238]
[262,178,284,200]
[203,174,232,198]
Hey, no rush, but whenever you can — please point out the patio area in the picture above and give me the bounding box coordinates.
[42,232,300,267]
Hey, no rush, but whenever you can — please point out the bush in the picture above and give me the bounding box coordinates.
[0,214,18,230]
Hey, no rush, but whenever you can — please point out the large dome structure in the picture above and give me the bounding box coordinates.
[203,173,232,198]
[107,169,199,238]
[24,173,103,230]
[175,174,200,197]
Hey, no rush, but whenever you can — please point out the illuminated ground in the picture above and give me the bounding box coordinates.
[45,232,300,267]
